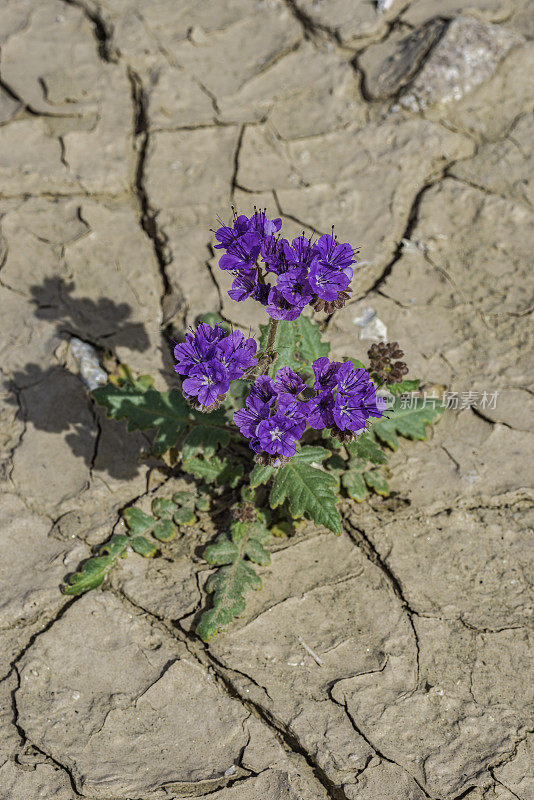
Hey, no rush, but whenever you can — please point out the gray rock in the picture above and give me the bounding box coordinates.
[400,16,522,111]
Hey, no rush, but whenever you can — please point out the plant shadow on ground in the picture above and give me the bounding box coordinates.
[6,277,174,481]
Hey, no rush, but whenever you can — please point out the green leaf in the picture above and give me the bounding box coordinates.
[198,312,232,333]
[269,446,341,534]
[153,518,177,541]
[152,498,176,517]
[172,491,196,507]
[343,356,365,369]
[346,433,388,464]
[93,383,191,454]
[130,536,158,557]
[195,495,211,511]
[204,537,239,565]
[245,539,271,566]
[389,378,420,396]
[342,470,367,502]
[196,519,272,640]
[99,533,130,557]
[371,397,443,450]
[123,507,154,535]
[173,507,197,527]
[124,506,176,541]
[183,455,243,487]
[62,554,115,595]
[296,316,330,366]
[249,462,275,488]
[197,561,261,641]
[363,469,390,496]
[181,415,230,461]
[259,320,302,377]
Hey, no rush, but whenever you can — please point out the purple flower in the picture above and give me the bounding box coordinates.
[173,332,215,376]
[335,362,370,398]
[307,391,334,429]
[276,393,307,436]
[360,382,387,420]
[218,232,261,271]
[313,233,356,279]
[253,283,270,305]
[213,213,250,249]
[332,394,369,432]
[228,270,258,302]
[248,210,282,238]
[266,287,305,321]
[248,375,277,406]
[286,235,318,270]
[261,236,290,275]
[182,360,230,408]
[195,322,228,346]
[274,367,306,397]
[308,261,351,301]
[216,330,257,380]
[233,397,271,438]
[312,357,342,392]
[256,415,302,457]
[277,267,313,306]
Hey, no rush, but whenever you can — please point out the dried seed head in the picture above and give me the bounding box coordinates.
[368,341,408,385]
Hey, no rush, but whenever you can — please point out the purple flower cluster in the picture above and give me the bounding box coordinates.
[233,369,307,460]
[174,323,257,411]
[307,357,385,443]
[234,360,385,464]
[214,209,356,320]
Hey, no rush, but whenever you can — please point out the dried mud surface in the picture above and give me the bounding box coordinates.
[0,1,532,798]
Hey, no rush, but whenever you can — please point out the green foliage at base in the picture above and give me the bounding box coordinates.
[62,490,207,596]
[196,514,271,641]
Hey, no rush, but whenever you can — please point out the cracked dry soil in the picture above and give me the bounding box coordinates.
[0,0,533,799]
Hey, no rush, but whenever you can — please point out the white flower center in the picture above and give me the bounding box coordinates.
[270,427,282,441]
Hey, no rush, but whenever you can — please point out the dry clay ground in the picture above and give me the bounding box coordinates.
[0,0,533,799]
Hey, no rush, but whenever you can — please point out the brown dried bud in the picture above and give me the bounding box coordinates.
[232,501,257,523]
[367,341,409,385]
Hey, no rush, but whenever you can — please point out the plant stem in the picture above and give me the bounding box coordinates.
[265,318,279,354]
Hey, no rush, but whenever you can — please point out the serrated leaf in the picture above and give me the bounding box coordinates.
[152,498,176,517]
[123,507,154,535]
[363,469,390,496]
[197,519,272,640]
[93,383,191,454]
[130,536,158,557]
[204,537,239,565]
[296,316,330,366]
[371,397,443,450]
[62,555,115,595]
[342,470,368,502]
[181,420,230,461]
[197,560,262,641]
[173,507,196,527]
[346,433,388,464]
[183,455,242,486]
[249,462,275,488]
[244,539,271,566]
[269,446,341,534]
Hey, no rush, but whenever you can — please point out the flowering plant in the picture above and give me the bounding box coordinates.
[63,210,442,640]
